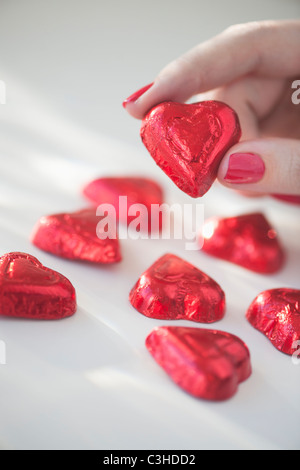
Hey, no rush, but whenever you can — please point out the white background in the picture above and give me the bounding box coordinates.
[0,0,299,450]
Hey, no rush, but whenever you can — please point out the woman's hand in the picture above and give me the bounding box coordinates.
[123,20,300,197]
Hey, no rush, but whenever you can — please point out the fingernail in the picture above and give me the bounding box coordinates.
[224,153,265,184]
[272,194,300,205]
[122,82,154,108]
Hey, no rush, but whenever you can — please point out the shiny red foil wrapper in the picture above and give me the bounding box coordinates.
[146,326,251,401]
[129,253,225,323]
[82,176,164,233]
[200,212,285,274]
[246,288,300,355]
[31,208,121,264]
[140,100,241,198]
[0,252,76,320]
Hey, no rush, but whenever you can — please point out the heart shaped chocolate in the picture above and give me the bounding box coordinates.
[31,208,121,264]
[83,176,164,233]
[140,101,241,197]
[0,252,76,319]
[146,326,251,401]
[129,253,225,323]
[246,288,300,355]
[200,212,285,274]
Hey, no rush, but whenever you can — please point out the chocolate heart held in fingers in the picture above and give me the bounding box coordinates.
[31,208,121,264]
[246,288,300,355]
[200,212,285,274]
[140,101,241,198]
[129,253,225,323]
[0,252,76,319]
[146,326,251,401]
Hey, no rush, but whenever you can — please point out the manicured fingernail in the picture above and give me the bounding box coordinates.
[122,82,154,108]
[224,153,265,184]
[272,194,300,205]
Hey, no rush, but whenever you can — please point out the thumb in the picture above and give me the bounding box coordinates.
[217,138,300,196]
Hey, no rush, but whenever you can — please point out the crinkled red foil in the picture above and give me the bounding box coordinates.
[246,288,300,355]
[0,252,76,320]
[83,176,164,233]
[201,212,285,274]
[31,208,121,264]
[146,326,251,401]
[140,100,241,198]
[129,253,225,323]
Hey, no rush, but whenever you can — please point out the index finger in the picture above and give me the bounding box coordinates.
[124,20,300,119]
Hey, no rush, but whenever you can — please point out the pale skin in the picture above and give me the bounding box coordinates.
[124,20,300,197]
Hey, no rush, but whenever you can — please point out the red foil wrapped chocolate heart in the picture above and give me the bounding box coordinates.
[200,212,285,274]
[31,208,121,264]
[83,176,164,232]
[129,253,225,323]
[246,288,300,355]
[146,326,251,401]
[0,252,76,319]
[140,100,241,198]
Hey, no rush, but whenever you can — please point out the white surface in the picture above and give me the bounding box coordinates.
[0,0,299,450]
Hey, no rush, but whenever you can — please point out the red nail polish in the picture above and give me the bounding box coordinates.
[271,194,300,205]
[122,83,154,108]
[224,153,265,184]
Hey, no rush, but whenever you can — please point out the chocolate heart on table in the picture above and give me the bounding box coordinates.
[200,212,285,274]
[140,101,241,198]
[31,208,121,264]
[0,252,76,319]
[146,326,251,401]
[83,176,164,233]
[129,253,225,323]
[246,288,300,355]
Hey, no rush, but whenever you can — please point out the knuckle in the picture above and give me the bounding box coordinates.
[221,20,280,72]
[222,22,257,38]
[223,20,275,39]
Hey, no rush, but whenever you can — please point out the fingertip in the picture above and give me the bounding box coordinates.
[122,73,194,120]
[218,150,265,186]
[122,82,154,119]
[122,102,146,120]
[218,138,300,196]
